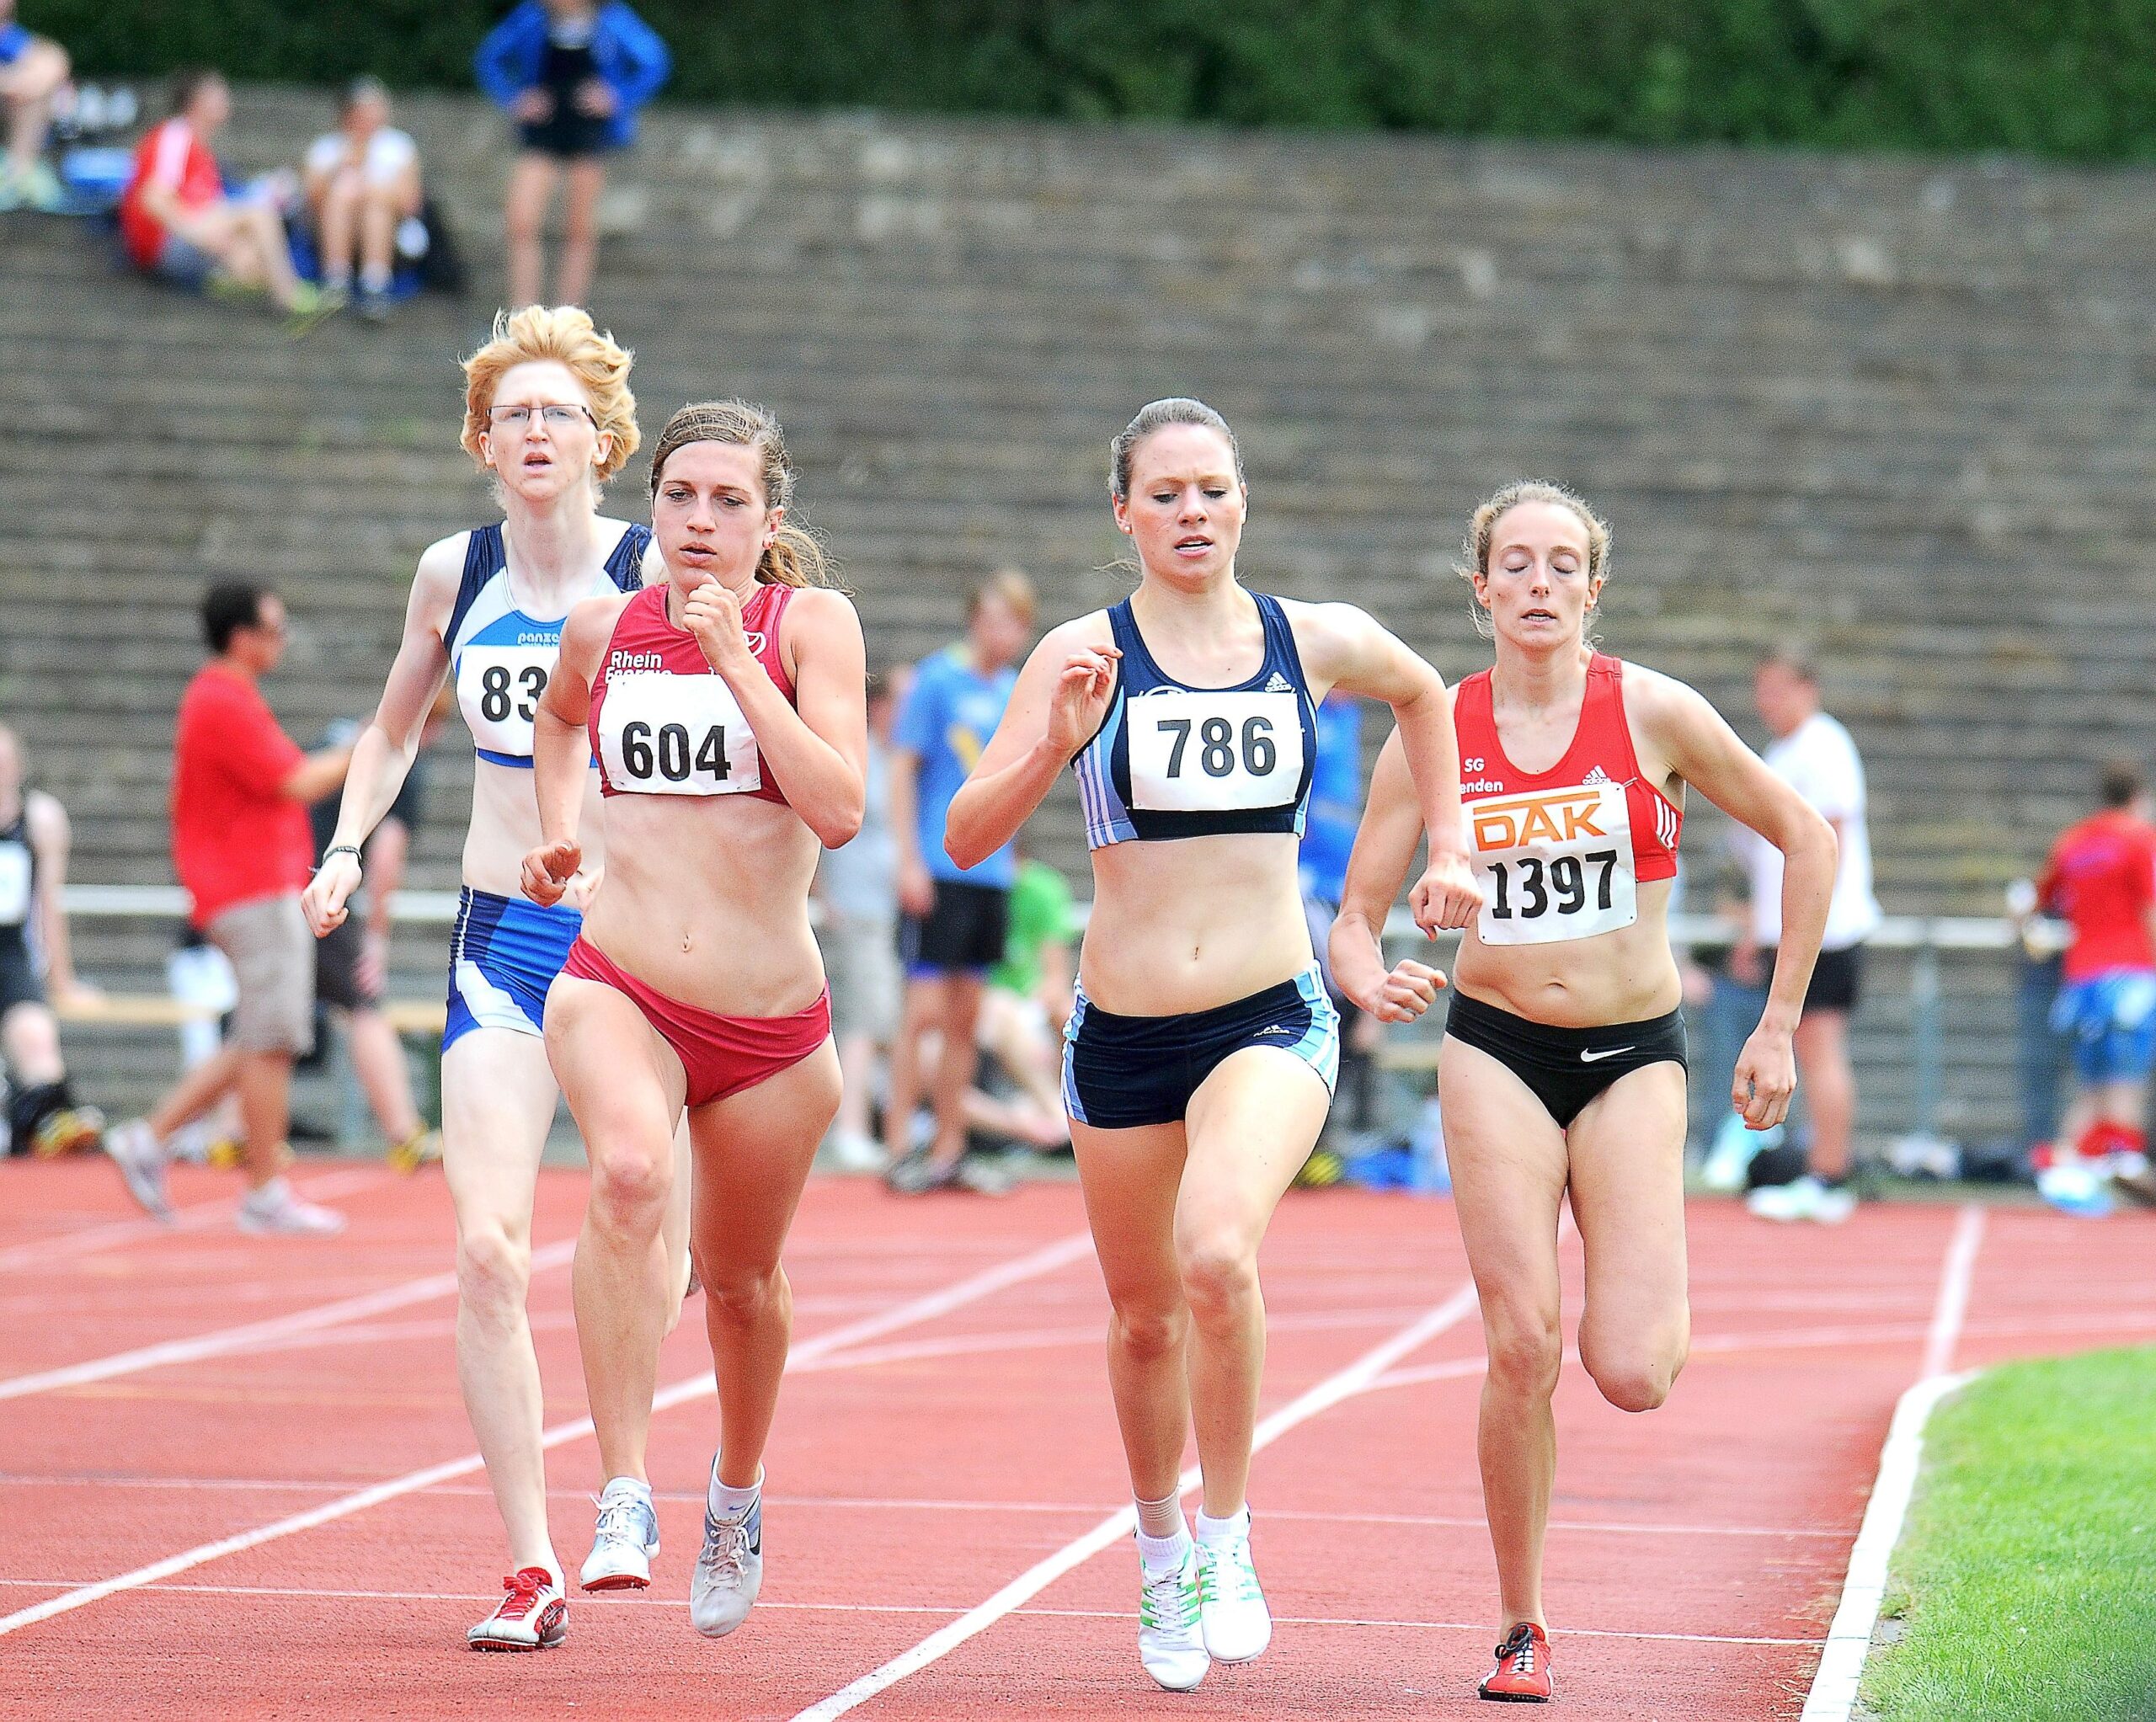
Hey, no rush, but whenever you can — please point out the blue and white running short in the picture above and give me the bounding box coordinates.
[2051,968,2156,1084]
[443,887,582,1051]
[1062,966,1339,1131]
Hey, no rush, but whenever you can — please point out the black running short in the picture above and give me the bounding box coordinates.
[1442,989,1686,1129]
[1760,942,1864,1014]
[0,939,43,1016]
[900,880,1011,976]
[314,914,382,1012]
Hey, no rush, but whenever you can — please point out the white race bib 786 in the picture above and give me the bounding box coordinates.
[597,672,762,797]
[1465,781,1637,946]
[1127,690,1304,814]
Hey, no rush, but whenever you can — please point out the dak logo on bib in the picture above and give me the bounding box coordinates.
[1127,690,1305,814]
[1465,781,1636,946]
[599,673,762,797]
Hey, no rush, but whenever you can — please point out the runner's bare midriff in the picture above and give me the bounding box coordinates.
[1080,831,1312,1016]
[1450,875,1682,1026]
[463,755,608,900]
[578,791,824,1017]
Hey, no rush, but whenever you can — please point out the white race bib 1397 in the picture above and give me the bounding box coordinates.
[1127,690,1304,813]
[1465,781,1637,946]
[597,672,761,797]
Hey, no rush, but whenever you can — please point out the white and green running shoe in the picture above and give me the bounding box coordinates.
[1137,1542,1209,1692]
[1195,1511,1271,1663]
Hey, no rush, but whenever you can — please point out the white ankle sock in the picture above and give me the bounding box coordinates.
[1195,1506,1249,1546]
[709,1464,762,1517]
[1135,1527,1192,1574]
[601,1474,651,1501]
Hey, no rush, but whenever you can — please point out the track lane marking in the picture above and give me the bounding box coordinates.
[787,1276,1483,1722]
[0,1229,1094,1639]
[1800,1203,1986,1722]
[0,1240,578,1403]
[0,1167,388,1271]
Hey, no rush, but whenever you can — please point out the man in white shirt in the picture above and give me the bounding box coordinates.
[1735,650,1881,1223]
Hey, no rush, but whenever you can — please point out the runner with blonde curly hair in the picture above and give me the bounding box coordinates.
[303,304,691,1650]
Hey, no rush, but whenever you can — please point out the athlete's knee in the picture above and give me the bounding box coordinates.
[587,1137,671,1229]
[1109,1299,1187,1364]
[456,1225,531,1319]
[1176,1229,1258,1325]
[1579,1328,1684,1413]
[702,1261,784,1332]
[1483,1314,1563,1399]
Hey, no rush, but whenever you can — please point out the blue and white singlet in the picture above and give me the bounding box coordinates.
[446,520,651,769]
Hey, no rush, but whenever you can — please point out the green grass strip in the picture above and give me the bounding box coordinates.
[1862,1346,2156,1722]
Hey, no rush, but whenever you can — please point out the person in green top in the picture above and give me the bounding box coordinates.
[969,856,1078,1150]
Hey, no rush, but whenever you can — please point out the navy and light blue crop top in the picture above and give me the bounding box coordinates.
[446,520,651,769]
[1072,593,1319,849]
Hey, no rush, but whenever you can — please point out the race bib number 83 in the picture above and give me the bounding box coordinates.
[456,645,556,760]
[1128,690,1304,814]
[597,673,761,797]
[1465,781,1637,946]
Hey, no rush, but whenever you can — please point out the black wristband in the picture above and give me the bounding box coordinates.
[318,843,364,873]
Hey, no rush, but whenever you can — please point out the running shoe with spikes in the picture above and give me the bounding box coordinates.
[580,1481,660,1591]
[690,1478,763,1638]
[31,1104,105,1160]
[1194,1510,1271,1663]
[388,1127,442,1175]
[467,1566,567,1651]
[1480,1620,1553,1703]
[1136,1542,1209,1691]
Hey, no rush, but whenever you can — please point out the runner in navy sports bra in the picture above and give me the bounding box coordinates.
[1328,481,1838,1704]
[947,398,1480,1694]
[523,399,866,1644]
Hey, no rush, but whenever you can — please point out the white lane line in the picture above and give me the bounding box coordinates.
[1800,1204,1986,1722]
[0,1167,387,1271]
[0,1239,578,1403]
[0,1576,1826,1645]
[787,1276,1483,1722]
[0,1229,1094,1640]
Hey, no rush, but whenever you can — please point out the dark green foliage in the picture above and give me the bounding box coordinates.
[30,0,2156,159]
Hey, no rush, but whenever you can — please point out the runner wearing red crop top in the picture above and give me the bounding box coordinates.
[523,399,866,1643]
[1329,482,1838,1705]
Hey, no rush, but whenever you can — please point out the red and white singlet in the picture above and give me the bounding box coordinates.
[588,582,798,807]
[1452,654,1682,946]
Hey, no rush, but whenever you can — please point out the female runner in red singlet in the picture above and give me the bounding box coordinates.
[1330,482,1838,1704]
[521,399,866,1642]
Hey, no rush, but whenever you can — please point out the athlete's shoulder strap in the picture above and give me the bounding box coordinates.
[445,524,506,652]
[604,522,652,593]
[1251,592,1311,698]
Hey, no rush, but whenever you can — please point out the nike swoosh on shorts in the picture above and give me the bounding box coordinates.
[1579,1046,1635,1063]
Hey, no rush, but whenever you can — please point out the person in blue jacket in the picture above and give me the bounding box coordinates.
[475,0,670,308]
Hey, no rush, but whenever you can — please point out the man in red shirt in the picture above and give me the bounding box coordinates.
[118,68,329,330]
[2035,760,2156,1199]
[103,584,352,1234]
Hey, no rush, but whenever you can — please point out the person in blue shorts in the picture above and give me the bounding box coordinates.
[884,569,1036,1193]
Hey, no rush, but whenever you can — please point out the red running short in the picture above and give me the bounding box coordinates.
[560,938,830,1108]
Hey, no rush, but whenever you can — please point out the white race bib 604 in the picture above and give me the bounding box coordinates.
[597,672,761,797]
[0,845,29,928]
[1465,781,1636,946]
[457,645,557,760]
[1127,690,1304,814]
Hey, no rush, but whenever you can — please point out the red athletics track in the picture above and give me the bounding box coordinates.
[1,1157,2152,1720]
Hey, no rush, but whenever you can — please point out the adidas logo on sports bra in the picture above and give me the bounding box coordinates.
[1582,765,1613,786]
[1264,672,1293,693]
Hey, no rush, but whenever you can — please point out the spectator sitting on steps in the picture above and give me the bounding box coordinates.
[0,722,106,1160]
[302,76,423,324]
[119,69,333,333]
[0,0,69,211]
